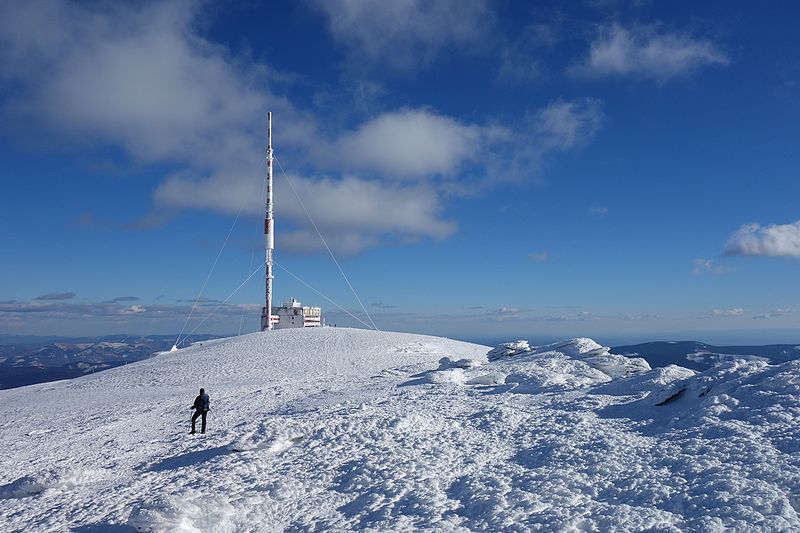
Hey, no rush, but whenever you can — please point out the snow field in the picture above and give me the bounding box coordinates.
[0,329,798,531]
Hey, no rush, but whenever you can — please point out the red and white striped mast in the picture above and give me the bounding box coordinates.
[261,112,274,331]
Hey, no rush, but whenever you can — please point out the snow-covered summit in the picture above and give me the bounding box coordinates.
[1,328,799,531]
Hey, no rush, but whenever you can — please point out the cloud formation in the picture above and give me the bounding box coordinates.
[572,23,728,81]
[752,308,793,320]
[691,259,734,275]
[485,98,603,185]
[546,311,599,322]
[0,1,604,255]
[327,110,482,180]
[725,221,800,258]
[0,296,260,334]
[704,308,745,318]
[309,0,492,72]
[151,94,602,252]
[156,173,457,254]
[0,1,460,253]
[534,99,604,151]
[0,1,296,165]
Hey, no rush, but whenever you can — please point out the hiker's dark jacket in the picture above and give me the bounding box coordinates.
[192,393,210,412]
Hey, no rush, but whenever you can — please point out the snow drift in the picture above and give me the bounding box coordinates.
[0,328,798,531]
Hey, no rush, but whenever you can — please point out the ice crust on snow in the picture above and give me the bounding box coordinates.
[1,327,799,531]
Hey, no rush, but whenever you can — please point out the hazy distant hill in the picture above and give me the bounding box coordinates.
[612,341,800,371]
[0,335,221,389]
[4,334,799,390]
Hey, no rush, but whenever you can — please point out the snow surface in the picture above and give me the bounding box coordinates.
[1,328,799,532]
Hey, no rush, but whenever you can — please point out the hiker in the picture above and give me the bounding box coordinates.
[190,388,210,434]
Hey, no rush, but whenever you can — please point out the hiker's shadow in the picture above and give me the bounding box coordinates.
[146,445,229,472]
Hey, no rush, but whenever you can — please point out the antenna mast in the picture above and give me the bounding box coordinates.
[261,112,274,331]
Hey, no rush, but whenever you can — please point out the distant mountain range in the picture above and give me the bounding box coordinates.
[611,341,800,371]
[3,335,799,390]
[0,334,222,389]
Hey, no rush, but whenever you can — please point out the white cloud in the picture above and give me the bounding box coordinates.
[0,0,312,213]
[322,99,602,189]
[326,110,482,179]
[534,98,604,151]
[485,98,603,185]
[691,259,735,275]
[572,23,729,81]
[280,175,455,236]
[620,313,659,321]
[752,308,794,320]
[589,206,608,216]
[545,311,599,322]
[705,308,745,318]
[490,307,525,321]
[308,0,492,71]
[725,221,800,258]
[0,297,261,334]
[155,173,456,254]
[692,259,714,274]
[0,1,308,167]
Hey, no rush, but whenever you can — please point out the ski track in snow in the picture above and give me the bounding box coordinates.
[0,328,798,532]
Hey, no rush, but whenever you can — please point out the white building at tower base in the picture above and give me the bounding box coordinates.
[265,297,323,329]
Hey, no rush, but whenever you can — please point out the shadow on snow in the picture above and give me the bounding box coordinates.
[146,445,230,472]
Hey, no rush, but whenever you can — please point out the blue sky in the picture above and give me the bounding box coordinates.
[1,0,799,343]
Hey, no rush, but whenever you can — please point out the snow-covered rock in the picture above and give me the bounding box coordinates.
[0,328,798,531]
[486,339,530,361]
[486,337,651,385]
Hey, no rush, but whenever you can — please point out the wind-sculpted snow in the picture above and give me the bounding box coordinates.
[488,337,651,385]
[0,329,799,531]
